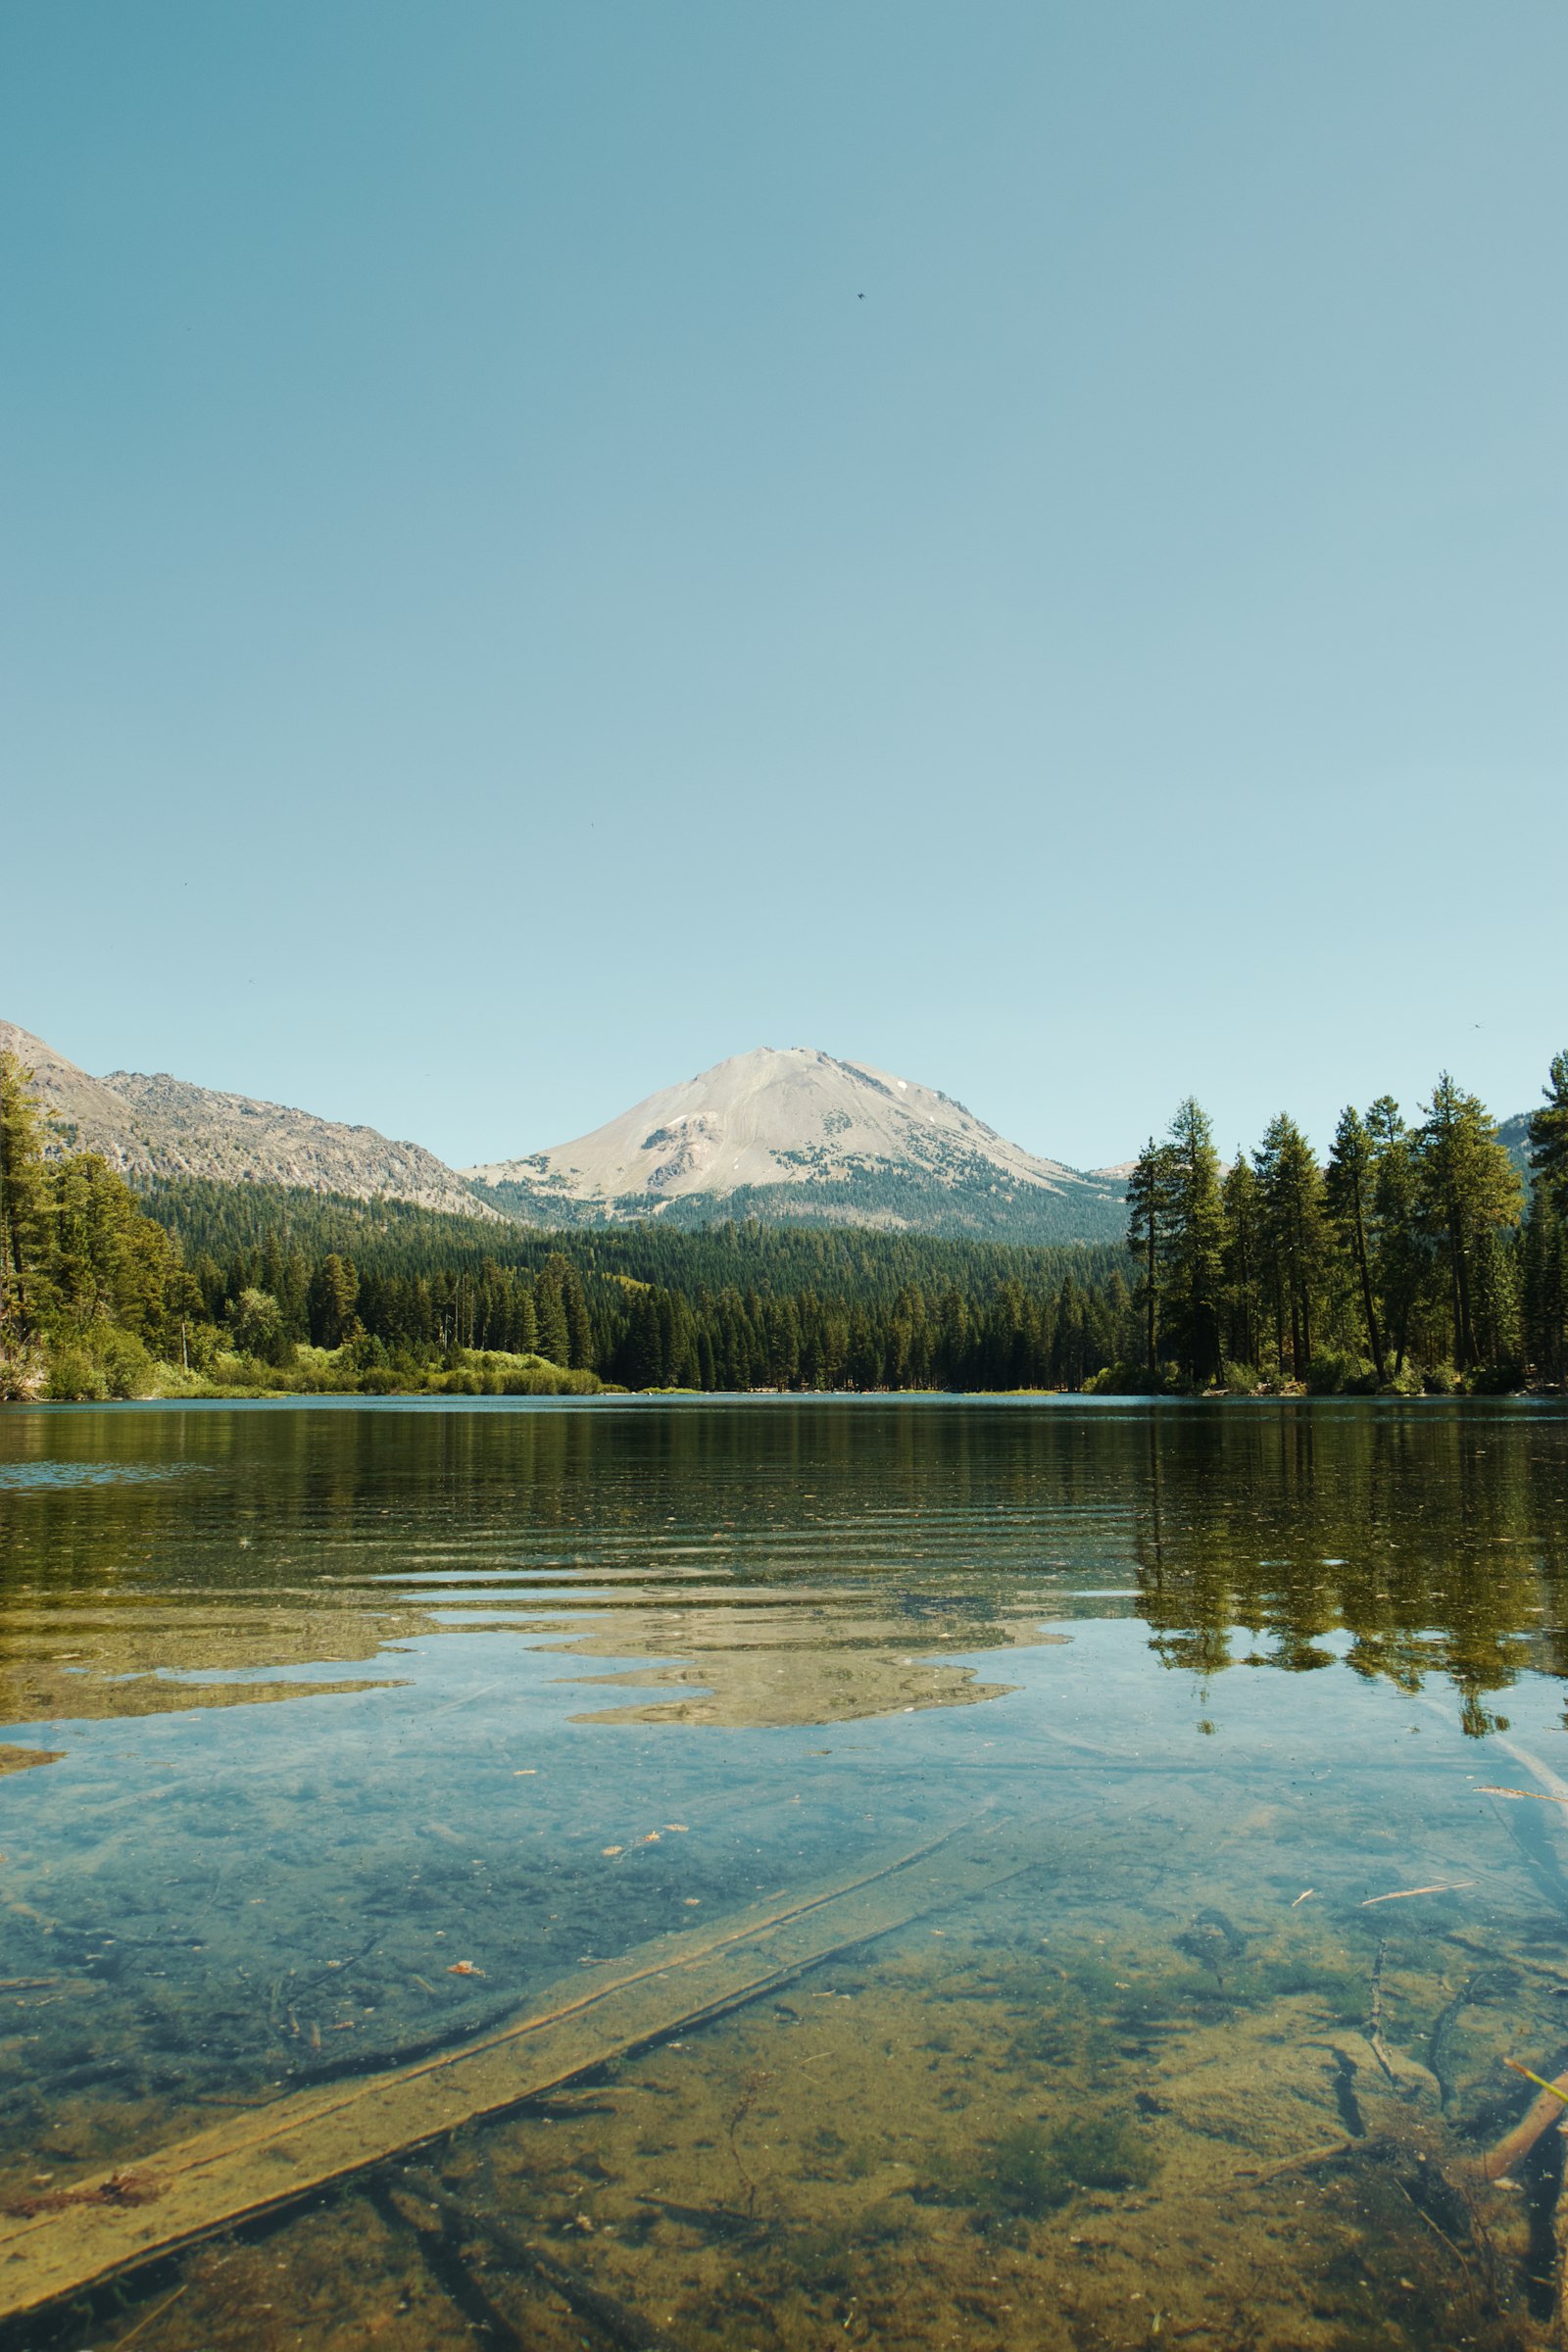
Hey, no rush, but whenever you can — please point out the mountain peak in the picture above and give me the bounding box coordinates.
[466,1046,1123,1242]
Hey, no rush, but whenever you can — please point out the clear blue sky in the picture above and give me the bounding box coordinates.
[4,3,1563,1171]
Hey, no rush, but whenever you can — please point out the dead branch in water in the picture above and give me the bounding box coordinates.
[0,1814,1033,2326]
[1481,2064,1568,2182]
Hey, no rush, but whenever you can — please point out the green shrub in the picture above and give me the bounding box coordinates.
[96,1328,153,1398]
[229,1288,289,1362]
[1305,1347,1377,1396]
[46,1344,107,1400]
[1084,1363,1172,1396]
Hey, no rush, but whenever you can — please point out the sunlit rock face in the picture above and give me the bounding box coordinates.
[0,1018,498,1220]
[467,1045,1124,1242]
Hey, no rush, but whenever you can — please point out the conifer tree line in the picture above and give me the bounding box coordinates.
[5,1045,1568,1396]
[1,1054,208,1398]
[163,1225,1132,1393]
[1126,1061,1568,1392]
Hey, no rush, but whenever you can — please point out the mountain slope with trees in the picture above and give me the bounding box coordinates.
[5,1043,1567,1399]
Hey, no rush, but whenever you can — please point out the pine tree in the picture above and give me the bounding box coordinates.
[308,1253,361,1348]
[1162,1100,1225,1387]
[511,1281,538,1356]
[533,1255,572,1366]
[1125,1139,1178,1378]
[1254,1115,1327,1379]
[1523,1183,1568,1384]
[1364,1099,1427,1376]
[560,1260,594,1368]
[1220,1154,1263,1373]
[1522,1052,1568,1382]
[619,1289,665,1388]
[1414,1076,1522,1373]
[0,1050,56,1349]
[1050,1273,1086,1389]
[846,1305,882,1390]
[1325,1106,1386,1381]
[1529,1053,1568,1203]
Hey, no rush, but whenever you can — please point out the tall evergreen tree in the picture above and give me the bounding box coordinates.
[1219,1153,1263,1373]
[1125,1139,1177,1376]
[1525,1050,1568,1382]
[1523,1183,1568,1384]
[1364,1098,1427,1376]
[1254,1115,1327,1379]
[533,1255,572,1366]
[308,1253,361,1348]
[1325,1106,1386,1381]
[0,1049,56,1349]
[559,1259,594,1368]
[1413,1076,1522,1372]
[1529,1052,1568,1203]
[1162,1100,1225,1387]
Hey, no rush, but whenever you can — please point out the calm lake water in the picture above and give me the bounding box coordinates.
[4,1397,1568,2351]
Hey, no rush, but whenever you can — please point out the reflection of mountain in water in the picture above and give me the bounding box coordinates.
[1,1400,1565,1750]
[556,1605,1067,1728]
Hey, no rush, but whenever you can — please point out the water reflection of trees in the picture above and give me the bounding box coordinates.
[3,1399,1566,1737]
[1129,1403,1568,1732]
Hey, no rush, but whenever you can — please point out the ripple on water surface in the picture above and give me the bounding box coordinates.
[2,1396,1568,2350]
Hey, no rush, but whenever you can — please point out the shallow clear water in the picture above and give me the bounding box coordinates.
[4,1397,1568,2350]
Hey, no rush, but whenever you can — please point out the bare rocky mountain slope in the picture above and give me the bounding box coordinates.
[466,1046,1127,1243]
[4,1025,1139,1241]
[0,1021,498,1220]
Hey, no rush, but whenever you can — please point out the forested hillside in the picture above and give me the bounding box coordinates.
[142,1177,1135,1393]
[1123,1070,1568,1393]
[4,1046,1567,1397]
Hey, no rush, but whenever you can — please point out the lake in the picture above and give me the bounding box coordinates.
[3,1396,1568,2351]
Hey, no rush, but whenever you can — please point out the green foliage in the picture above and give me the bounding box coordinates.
[2,1050,199,1397]
[3,1048,1566,1400]
[40,1324,153,1399]
[230,1287,293,1365]
[1095,1061,1553,1395]
[138,1179,1141,1394]
[1326,1105,1386,1380]
[1163,1099,1226,1387]
[1528,1052,1568,1202]
[1303,1346,1378,1396]
[308,1252,361,1348]
[1124,1135,1175,1373]
[1,1050,58,1346]
[1414,1074,1522,1372]
[44,1342,108,1400]
[1254,1112,1329,1380]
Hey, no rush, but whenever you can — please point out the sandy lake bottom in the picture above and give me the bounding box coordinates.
[4,1396,1568,2351]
